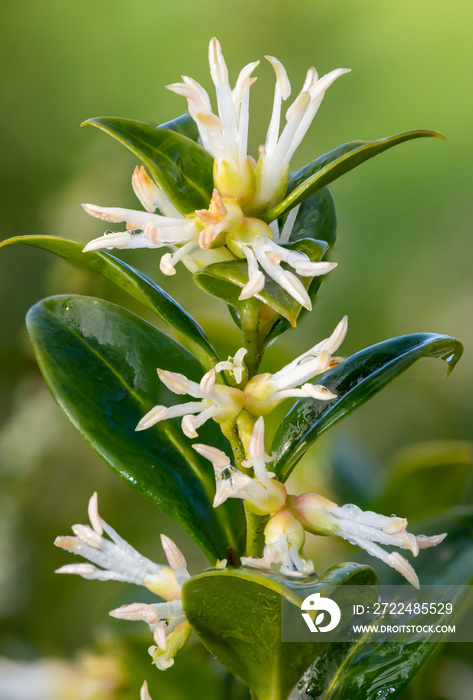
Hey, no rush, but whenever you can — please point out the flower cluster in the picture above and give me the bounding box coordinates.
[136,316,346,437]
[49,35,453,699]
[192,417,446,587]
[82,38,347,309]
[55,493,192,671]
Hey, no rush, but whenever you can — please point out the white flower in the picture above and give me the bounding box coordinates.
[110,600,190,671]
[215,347,248,384]
[169,38,349,212]
[54,493,182,599]
[82,39,346,307]
[55,494,192,670]
[82,166,204,275]
[193,418,287,515]
[167,39,258,204]
[251,59,350,212]
[262,509,314,578]
[136,368,245,438]
[290,493,447,588]
[228,217,337,310]
[244,316,347,415]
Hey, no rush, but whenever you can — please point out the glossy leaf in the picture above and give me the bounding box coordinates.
[26,295,242,561]
[264,188,337,344]
[82,117,214,212]
[158,112,200,141]
[283,187,337,248]
[182,563,375,700]
[263,130,445,222]
[194,239,328,327]
[376,441,473,519]
[297,507,473,700]
[0,235,217,369]
[273,333,463,482]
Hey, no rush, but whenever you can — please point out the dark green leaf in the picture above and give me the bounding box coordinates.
[82,117,214,212]
[376,441,473,519]
[297,507,473,700]
[26,295,243,561]
[273,333,463,482]
[284,188,337,248]
[263,188,337,345]
[194,240,328,327]
[263,130,445,221]
[158,112,200,141]
[183,563,375,700]
[0,235,217,369]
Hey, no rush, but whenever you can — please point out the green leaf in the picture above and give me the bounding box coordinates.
[297,507,473,700]
[273,333,463,482]
[264,188,337,344]
[284,188,337,248]
[82,117,214,212]
[26,294,242,561]
[194,239,328,327]
[376,441,473,519]
[158,112,200,141]
[0,235,217,369]
[182,563,375,700]
[263,130,445,222]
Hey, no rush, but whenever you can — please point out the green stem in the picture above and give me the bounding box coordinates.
[245,506,268,557]
[240,300,263,377]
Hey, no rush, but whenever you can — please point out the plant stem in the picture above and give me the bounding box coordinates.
[245,506,268,557]
[240,300,263,377]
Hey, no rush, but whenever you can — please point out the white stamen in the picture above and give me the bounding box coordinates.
[141,681,153,700]
[278,204,301,244]
[192,444,231,470]
[72,524,103,549]
[88,492,103,535]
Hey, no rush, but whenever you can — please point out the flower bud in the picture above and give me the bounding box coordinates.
[213,158,256,206]
[289,493,339,536]
[244,373,279,415]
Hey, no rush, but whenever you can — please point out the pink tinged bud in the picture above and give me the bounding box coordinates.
[161,535,187,571]
[135,406,169,431]
[160,535,189,588]
[192,443,231,470]
[132,165,159,213]
[109,603,161,624]
[71,524,103,549]
[140,681,153,700]
[209,37,228,87]
[157,369,190,395]
[55,563,97,576]
[416,533,447,549]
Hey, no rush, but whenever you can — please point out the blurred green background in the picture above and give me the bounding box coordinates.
[1,0,472,697]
